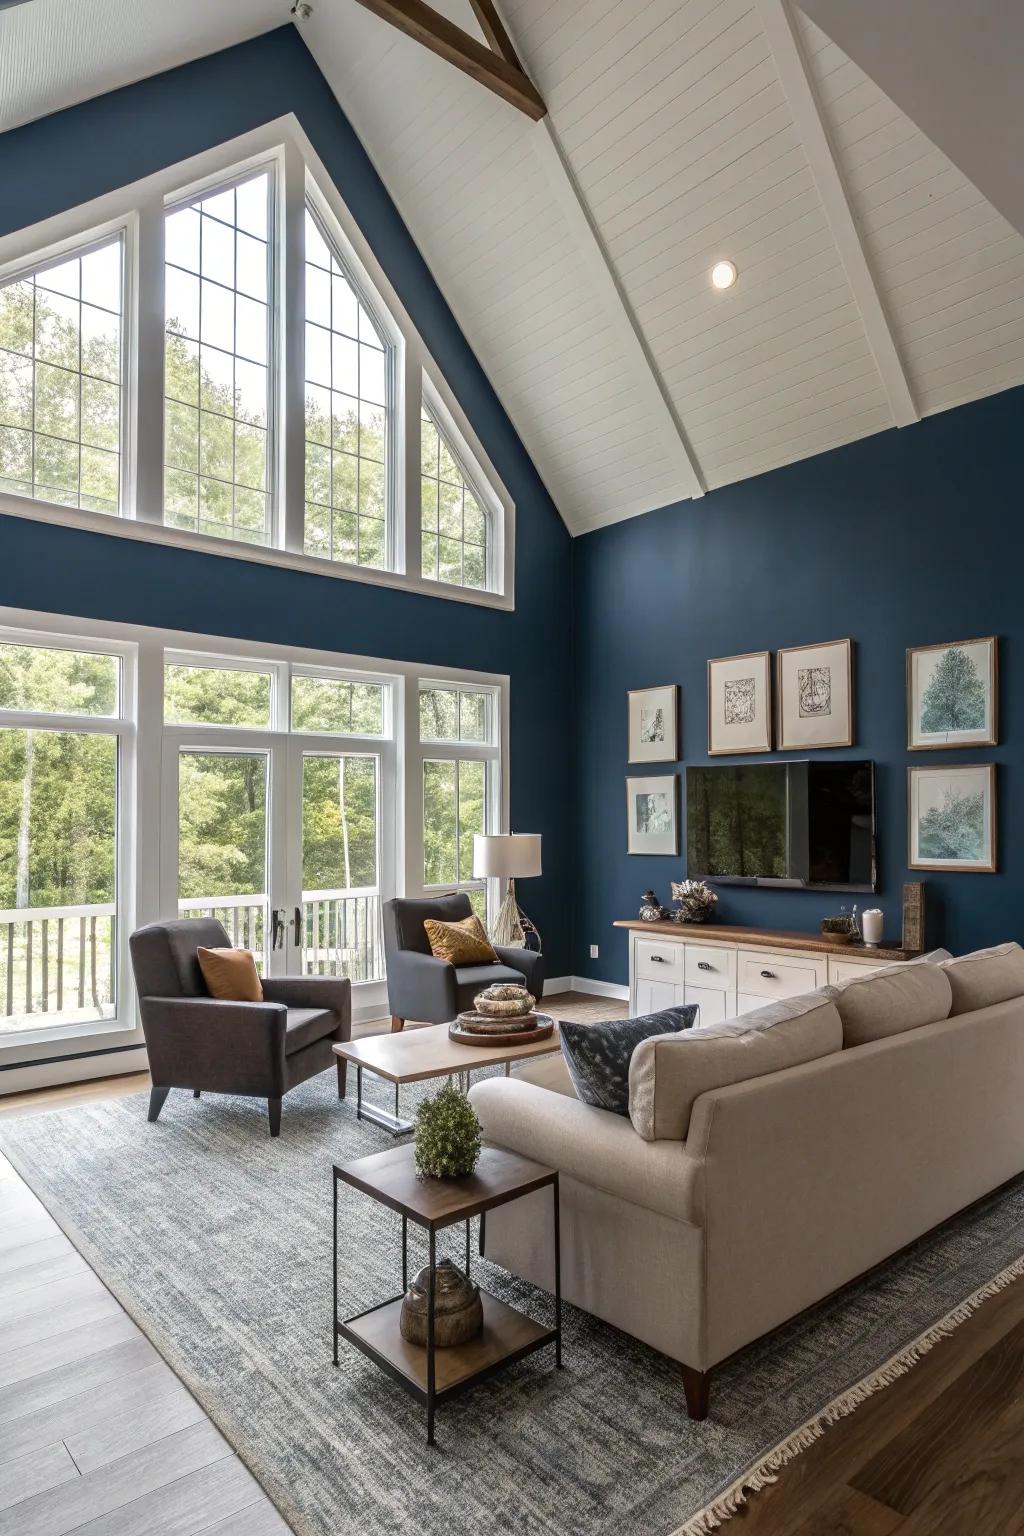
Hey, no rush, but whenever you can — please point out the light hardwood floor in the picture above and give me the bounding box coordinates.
[4,992,1024,1535]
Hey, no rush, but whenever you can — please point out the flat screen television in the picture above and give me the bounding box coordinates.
[686,760,876,892]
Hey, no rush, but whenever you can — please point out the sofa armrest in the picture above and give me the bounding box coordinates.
[260,974,351,1037]
[385,948,457,1022]
[139,995,288,1094]
[469,1077,704,1225]
[493,945,545,997]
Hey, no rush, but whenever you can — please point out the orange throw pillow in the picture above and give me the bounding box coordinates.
[424,915,498,966]
[197,947,264,1002]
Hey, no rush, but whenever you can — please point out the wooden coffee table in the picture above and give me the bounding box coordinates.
[333,1142,562,1444]
[333,1021,561,1134]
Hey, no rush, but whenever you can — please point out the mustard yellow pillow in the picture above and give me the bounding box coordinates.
[424,915,498,966]
[197,947,264,1002]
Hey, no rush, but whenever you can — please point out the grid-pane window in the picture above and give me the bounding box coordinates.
[163,173,272,545]
[419,687,489,743]
[420,407,488,590]
[303,208,389,569]
[164,663,272,727]
[291,676,384,735]
[0,238,123,514]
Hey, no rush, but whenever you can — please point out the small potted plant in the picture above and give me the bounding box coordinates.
[413,1079,483,1180]
[670,880,719,924]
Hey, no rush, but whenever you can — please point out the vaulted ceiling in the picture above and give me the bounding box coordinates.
[3,0,1022,535]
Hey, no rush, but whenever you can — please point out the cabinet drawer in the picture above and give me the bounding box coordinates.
[737,949,827,1002]
[635,976,683,1017]
[684,984,734,1027]
[636,938,685,983]
[683,944,736,993]
[828,957,884,987]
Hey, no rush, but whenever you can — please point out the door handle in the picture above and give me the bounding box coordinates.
[270,909,285,950]
[291,905,303,941]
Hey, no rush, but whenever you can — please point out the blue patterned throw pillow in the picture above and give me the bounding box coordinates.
[559,1006,699,1115]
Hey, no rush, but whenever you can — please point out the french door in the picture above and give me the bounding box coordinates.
[161,732,386,983]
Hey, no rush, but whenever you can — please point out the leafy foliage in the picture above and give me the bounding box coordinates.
[413,1078,482,1179]
[918,788,986,861]
[919,647,986,734]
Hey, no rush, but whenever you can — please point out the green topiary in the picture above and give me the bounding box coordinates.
[413,1079,483,1180]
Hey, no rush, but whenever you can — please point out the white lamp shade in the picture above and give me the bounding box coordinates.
[472,833,542,880]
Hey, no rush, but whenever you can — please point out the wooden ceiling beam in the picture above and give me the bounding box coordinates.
[350,0,546,120]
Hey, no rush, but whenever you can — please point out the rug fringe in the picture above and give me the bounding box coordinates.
[672,1249,1024,1536]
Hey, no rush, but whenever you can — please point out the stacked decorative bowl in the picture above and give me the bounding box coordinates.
[450,984,554,1046]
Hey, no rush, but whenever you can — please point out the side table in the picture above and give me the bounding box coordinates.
[333,1142,562,1444]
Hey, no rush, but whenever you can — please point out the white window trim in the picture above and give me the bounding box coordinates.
[0,116,516,611]
[0,603,509,1091]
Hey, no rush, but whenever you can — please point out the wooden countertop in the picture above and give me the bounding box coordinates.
[613,919,921,963]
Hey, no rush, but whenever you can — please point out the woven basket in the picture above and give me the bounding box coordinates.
[474,992,536,1018]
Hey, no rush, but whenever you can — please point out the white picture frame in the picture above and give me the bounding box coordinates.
[777,638,853,751]
[908,763,996,873]
[707,652,771,755]
[628,685,678,763]
[626,775,678,855]
[907,637,997,750]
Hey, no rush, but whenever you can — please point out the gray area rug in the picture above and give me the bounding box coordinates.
[4,1071,1024,1536]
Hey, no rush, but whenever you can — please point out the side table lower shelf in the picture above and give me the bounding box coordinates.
[338,1290,556,1400]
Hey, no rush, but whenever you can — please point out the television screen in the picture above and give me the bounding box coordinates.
[686,760,876,891]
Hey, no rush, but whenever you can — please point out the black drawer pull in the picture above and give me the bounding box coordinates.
[651,954,667,963]
[760,969,777,979]
[698,961,713,972]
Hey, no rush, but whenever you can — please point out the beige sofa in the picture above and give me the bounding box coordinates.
[469,943,1024,1418]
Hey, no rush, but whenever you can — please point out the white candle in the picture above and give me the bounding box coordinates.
[862,908,884,946]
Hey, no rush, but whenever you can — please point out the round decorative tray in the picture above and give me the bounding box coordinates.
[449,1011,555,1048]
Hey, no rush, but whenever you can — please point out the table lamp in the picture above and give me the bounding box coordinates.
[472,833,542,950]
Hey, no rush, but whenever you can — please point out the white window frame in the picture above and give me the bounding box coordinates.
[0,118,515,610]
[0,604,509,1095]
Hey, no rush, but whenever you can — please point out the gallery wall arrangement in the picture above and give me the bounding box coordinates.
[574,386,1020,980]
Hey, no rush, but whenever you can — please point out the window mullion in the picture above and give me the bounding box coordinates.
[281,142,306,554]
[133,200,165,524]
[400,345,420,579]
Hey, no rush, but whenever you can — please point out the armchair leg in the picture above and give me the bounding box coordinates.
[390,1015,404,1033]
[148,1087,170,1123]
[268,1097,282,1137]
[193,1089,201,1099]
[682,1366,711,1421]
[336,1059,348,1099]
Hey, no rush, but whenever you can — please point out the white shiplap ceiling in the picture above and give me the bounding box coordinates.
[2,0,1022,534]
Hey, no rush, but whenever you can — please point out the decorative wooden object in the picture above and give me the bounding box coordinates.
[350,0,546,119]
[902,882,926,952]
[400,1258,483,1347]
[449,1013,554,1048]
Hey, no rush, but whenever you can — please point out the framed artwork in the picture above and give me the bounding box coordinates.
[707,652,771,755]
[628,685,678,763]
[626,775,678,855]
[908,764,996,873]
[907,637,997,750]
[777,638,853,750]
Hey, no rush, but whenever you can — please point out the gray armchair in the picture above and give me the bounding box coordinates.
[129,918,351,1136]
[382,893,544,1031]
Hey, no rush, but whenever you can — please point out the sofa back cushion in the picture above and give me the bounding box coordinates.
[833,961,952,1048]
[628,992,842,1142]
[560,1005,697,1115]
[941,942,1024,1015]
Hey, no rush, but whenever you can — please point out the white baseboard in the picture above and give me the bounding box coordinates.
[542,975,572,995]
[0,1044,148,1098]
[550,975,629,1002]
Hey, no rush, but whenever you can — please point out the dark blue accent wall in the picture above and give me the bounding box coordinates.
[572,388,1024,984]
[0,28,574,973]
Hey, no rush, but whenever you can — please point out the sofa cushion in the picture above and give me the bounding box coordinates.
[196,946,263,1002]
[628,991,842,1142]
[833,962,952,1048]
[424,914,497,966]
[284,1007,337,1053]
[941,942,1024,1015]
[560,1006,698,1115]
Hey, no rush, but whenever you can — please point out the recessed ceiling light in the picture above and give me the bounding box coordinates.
[711,260,737,291]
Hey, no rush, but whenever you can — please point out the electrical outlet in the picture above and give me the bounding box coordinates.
[589,944,599,959]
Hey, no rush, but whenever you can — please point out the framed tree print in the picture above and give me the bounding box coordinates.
[628,685,678,763]
[908,764,996,873]
[777,638,853,750]
[707,652,771,755]
[626,775,678,855]
[907,637,997,749]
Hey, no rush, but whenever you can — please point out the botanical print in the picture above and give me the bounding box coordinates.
[798,666,831,718]
[909,638,997,749]
[724,677,756,725]
[635,791,671,835]
[910,764,995,872]
[640,705,665,744]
